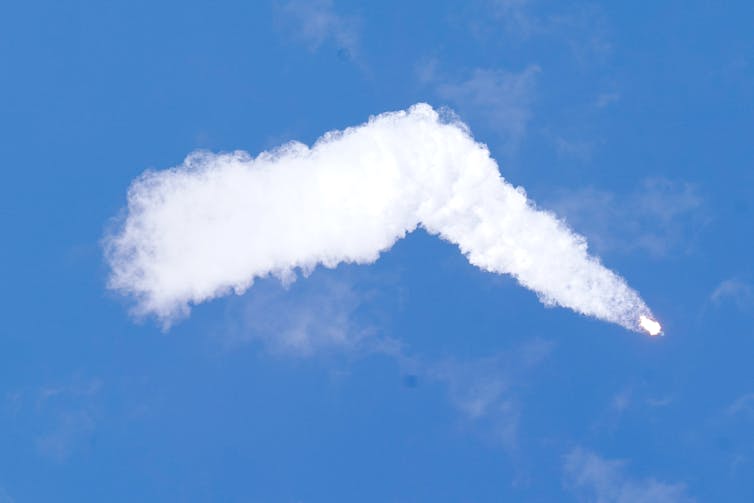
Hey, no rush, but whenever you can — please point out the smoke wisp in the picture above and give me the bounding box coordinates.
[105,104,655,332]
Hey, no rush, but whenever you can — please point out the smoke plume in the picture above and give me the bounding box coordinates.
[105,104,655,332]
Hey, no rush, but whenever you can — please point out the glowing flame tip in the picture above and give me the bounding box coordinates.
[639,315,662,336]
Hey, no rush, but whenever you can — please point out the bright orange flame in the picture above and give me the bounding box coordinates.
[639,315,662,336]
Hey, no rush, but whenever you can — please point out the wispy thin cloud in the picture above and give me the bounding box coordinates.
[710,278,754,311]
[595,92,621,109]
[435,65,540,152]
[35,410,97,462]
[424,338,554,451]
[0,488,13,503]
[553,136,595,161]
[727,393,754,419]
[593,385,675,435]
[4,376,103,462]
[546,178,706,258]
[473,1,612,65]
[220,269,392,358]
[489,0,539,39]
[564,447,696,503]
[277,0,360,59]
[220,268,552,454]
[438,1,618,163]
[548,4,612,65]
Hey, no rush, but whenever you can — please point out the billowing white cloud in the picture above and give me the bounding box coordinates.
[105,104,655,332]
[564,448,695,503]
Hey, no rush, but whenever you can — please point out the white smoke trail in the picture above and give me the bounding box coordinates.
[104,103,656,332]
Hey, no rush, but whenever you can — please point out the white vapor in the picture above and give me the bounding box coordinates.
[564,448,695,503]
[105,104,655,332]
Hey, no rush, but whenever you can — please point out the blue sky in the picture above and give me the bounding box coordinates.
[1,0,753,501]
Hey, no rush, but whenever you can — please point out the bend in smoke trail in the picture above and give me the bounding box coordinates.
[104,103,658,334]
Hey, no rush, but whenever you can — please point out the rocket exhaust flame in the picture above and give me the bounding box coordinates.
[639,315,662,336]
